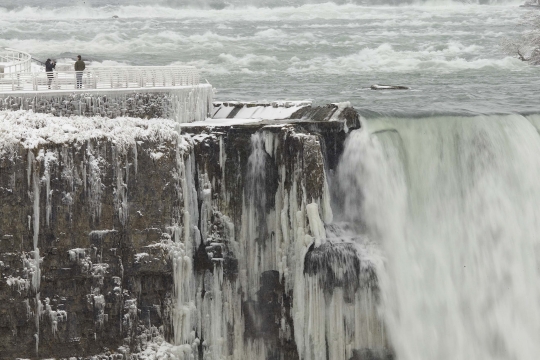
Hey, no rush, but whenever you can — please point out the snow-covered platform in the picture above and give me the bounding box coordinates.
[0,48,200,92]
[0,47,213,123]
[0,66,201,93]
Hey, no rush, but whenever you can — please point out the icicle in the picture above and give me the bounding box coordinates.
[27,150,34,190]
[199,173,212,246]
[95,295,106,327]
[321,175,333,224]
[41,297,67,337]
[113,147,129,226]
[219,135,226,190]
[132,142,138,175]
[219,135,225,170]
[32,162,41,290]
[169,85,213,123]
[34,333,39,356]
[168,145,198,350]
[82,158,87,193]
[6,276,29,292]
[35,292,41,357]
[306,203,326,247]
[87,153,103,222]
[43,151,56,228]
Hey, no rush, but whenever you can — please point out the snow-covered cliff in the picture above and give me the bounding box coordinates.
[0,105,391,360]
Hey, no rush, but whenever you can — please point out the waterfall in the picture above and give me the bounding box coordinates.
[337,114,540,360]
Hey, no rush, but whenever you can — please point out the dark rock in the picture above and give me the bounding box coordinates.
[350,348,395,360]
[304,241,378,301]
[243,271,300,360]
[370,84,409,90]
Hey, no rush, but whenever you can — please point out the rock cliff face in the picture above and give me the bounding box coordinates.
[0,105,391,360]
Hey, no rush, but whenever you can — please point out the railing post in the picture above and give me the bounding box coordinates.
[0,61,201,93]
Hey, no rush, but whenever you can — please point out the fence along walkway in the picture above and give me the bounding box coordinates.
[0,48,32,74]
[0,66,200,92]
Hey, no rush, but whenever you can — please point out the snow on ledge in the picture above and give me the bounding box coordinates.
[179,117,265,127]
[0,110,180,157]
[211,100,312,120]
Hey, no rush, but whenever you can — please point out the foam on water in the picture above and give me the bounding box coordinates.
[338,115,540,359]
[0,1,532,114]
[0,2,523,21]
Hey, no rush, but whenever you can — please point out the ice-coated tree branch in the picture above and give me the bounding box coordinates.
[502,12,540,65]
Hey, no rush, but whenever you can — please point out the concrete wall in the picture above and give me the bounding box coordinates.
[0,85,213,124]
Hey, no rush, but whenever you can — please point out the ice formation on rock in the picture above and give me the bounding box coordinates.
[0,85,213,123]
[0,104,388,359]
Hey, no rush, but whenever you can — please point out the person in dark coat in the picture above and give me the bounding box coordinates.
[74,55,85,89]
[45,59,56,89]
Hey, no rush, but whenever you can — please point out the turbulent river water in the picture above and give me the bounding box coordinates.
[2,1,540,359]
[1,0,538,116]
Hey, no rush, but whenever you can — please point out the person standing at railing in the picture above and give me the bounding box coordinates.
[74,55,85,89]
[45,59,56,89]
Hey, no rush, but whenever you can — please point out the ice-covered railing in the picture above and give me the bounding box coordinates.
[0,66,200,92]
[0,47,32,74]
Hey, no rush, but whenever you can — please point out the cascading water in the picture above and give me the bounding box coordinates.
[337,115,540,360]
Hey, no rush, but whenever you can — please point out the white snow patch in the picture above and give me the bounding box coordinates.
[135,253,150,263]
[150,152,165,161]
[306,202,326,247]
[6,276,30,292]
[181,117,265,127]
[0,110,180,158]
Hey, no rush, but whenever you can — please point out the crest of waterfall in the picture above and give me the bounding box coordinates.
[338,115,540,360]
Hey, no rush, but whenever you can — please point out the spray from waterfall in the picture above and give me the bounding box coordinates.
[337,115,540,360]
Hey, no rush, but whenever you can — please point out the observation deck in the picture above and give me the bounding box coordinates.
[0,48,200,92]
[0,48,212,123]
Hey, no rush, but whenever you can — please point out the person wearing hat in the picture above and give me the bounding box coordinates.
[74,55,85,89]
[45,58,56,89]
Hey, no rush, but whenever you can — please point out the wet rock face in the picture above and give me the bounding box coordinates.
[0,107,391,359]
[304,242,364,297]
[243,270,299,360]
[350,349,394,360]
[0,138,180,358]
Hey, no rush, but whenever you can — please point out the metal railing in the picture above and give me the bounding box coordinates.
[0,66,200,92]
[0,48,32,74]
